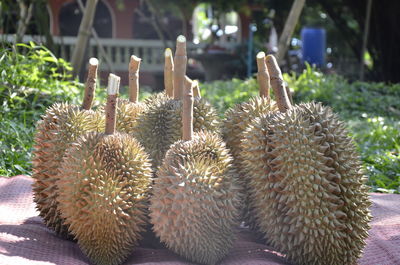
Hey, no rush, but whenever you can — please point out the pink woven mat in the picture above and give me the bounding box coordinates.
[0,176,399,265]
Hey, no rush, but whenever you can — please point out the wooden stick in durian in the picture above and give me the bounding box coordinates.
[82,58,98,110]
[285,85,294,105]
[129,55,141,103]
[105,74,120,135]
[185,76,201,98]
[182,74,194,141]
[192,80,200,98]
[256,52,270,100]
[164,48,174,98]
[173,35,187,100]
[266,55,292,112]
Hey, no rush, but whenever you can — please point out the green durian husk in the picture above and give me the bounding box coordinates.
[135,97,220,169]
[57,132,153,265]
[223,96,278,226]
[150,131,242,265]
[32,102,104,239]
[241,102,371,265]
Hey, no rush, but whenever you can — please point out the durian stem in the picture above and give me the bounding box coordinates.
[173,35,187,100]
[182,75,193,141]
[185,76,201,98]
[192,80,201,98]
[184,75,192,88]
[256,52,270,99]
[285,85,293,105]
[129,55,141,103]
[164,48,174,98]
[105,74,120,135]
[82,58,98,110]
[266,55,292,112]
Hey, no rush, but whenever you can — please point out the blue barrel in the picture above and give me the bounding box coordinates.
[301,27,326,67]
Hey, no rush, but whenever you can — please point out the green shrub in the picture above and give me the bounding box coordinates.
[200,78,259,114]
[284,64,400,119]
[0,42,82,176]
[0,119,34,176]
[348,116,400,193]
[0,42,82,116]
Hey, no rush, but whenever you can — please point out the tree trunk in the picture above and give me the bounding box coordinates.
[71,0,99,76]
[367,1,400,82]
[15,0,34,43]
[276,0,306,64]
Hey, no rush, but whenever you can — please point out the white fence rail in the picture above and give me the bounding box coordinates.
[2,34,207,72]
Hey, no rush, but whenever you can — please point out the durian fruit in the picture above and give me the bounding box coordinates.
[223,51,278,173]
[57,74,153,265]
[32,58,103,238]
[98,55,147,134]
[150,63,242,265]
[135,36,220,169]
[222,52,278,225]
[240,55,371,265]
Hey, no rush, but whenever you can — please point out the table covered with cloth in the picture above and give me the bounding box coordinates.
[0,175,399,265]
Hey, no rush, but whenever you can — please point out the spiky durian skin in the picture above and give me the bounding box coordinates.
[98,99,147,134]
[142,91,169,105]
[57,132,153,265]
[135,97,220,169]
[241,102,371,265]
[223,97,278,225]
[150,131,242,265]
[32,103,103,238]
[223,97,277,168]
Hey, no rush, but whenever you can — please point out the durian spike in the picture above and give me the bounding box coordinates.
[129,55,141,103]
[192,80,201,98]
[105,74,120,135]
[265,55,292,112]
[164,48,174,98]
[256,52,270,99]
[173,35,187,100]
[182,75,193,141]
[82,57,98,110]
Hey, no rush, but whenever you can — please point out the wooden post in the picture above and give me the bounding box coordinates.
[173,35,187,100]
[129,55,141,103]
[76,0,114,72]
[71,0,99,76]
[164,48,174,98]
[266,55,292,112]
[276,0,306,64]
[256,52,270,99]
[182,75,193,141]
[105,74,120,135]
[81,58,98,110]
